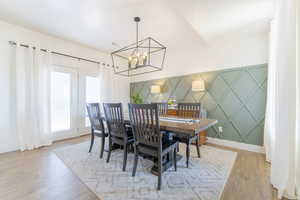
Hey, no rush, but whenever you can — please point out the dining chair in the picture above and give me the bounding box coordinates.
[177,103,202,118]
[152,102,170,142]
[103,103,134,171]
[86,103,108,158]
[129,103,178,190]
[176,103,201,168]
[152,102,168,116]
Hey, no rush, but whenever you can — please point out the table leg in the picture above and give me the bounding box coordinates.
[186,141,190,168]
[150,153,182,176]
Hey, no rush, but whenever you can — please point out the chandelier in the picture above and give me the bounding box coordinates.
[111,17,166,76]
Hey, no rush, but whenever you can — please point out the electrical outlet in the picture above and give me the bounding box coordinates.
[218,126,223,133]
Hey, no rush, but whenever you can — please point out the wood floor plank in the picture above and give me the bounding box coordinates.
[0,137,100,200]
[0,136,283,200]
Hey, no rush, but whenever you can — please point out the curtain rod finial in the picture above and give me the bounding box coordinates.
[9,41,16,45]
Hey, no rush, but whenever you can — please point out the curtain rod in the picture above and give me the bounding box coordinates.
[8,41,112,68]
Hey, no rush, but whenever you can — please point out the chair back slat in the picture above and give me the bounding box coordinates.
[129,104,161,148]
[103,103,126,138]
[152,102,168,116]
[177,103,201,118]
[86,103,105,132]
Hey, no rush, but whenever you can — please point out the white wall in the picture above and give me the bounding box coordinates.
[0,20,130,153]
[131,32,269,82]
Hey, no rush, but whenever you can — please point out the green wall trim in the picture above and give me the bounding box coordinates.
[130,64,267,146]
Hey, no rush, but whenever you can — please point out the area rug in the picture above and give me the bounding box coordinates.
[54,139,237,200]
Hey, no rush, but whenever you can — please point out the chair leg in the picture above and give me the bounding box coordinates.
[106,137,112,163]
[122,144,128,171]
[186,141,190,168]
[88,129,95,153]
[100,135,105,158]
[195,136,201,158]
[157,155,162,190]
[173,148,177,171]
[132,146,138,177]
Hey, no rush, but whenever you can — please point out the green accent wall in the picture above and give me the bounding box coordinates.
[130,64,267,146]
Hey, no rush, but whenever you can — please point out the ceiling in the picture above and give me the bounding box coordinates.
[0,0,274,52]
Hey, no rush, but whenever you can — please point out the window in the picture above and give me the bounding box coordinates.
[51,71,71,132]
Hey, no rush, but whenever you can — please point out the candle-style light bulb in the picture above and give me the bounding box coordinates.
[142,52,147,65]
[128,56,132,68]
[136,52,143,66]
[132,56,138,68]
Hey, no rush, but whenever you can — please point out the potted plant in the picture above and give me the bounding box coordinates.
[131,93,144,104]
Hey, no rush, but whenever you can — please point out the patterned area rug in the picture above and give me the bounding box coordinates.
[54,140,237,200]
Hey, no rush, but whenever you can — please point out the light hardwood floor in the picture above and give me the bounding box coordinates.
[0,135,283,200]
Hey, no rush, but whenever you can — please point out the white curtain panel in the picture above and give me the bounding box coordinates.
[11,44,52,151]
[264,19,277,163]
[98,66,130,115]
[264,0,298,199]
[98,65,114,108]
[296,0,300,196]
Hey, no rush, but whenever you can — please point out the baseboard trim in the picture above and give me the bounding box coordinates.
[1,133,92,154]
[207,137,265,153]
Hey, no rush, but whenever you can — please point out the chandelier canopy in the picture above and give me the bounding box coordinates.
[111,17,166,77]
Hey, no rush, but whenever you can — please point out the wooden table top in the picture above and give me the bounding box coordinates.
[159,116,217,137]
[123,114,217,137]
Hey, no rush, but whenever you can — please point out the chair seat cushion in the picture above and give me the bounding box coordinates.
[162,139,178,155]
[138,139,177,157]
[126,129,133,137]
[127,136,134,143]
[111,135,134,145]
[94,130,108,137]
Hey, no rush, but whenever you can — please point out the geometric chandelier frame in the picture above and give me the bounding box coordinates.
[111,17,166,77]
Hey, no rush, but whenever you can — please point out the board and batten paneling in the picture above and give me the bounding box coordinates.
[130,64,267,146]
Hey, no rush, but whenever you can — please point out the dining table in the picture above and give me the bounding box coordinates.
[122,114,218,175]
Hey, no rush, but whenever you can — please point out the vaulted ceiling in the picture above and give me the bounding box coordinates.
[0,0,273,52]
